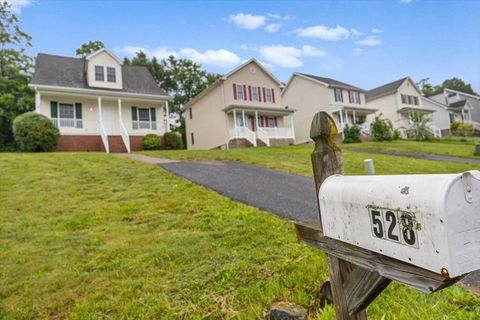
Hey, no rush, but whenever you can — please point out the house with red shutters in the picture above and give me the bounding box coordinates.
[182,58,295,150]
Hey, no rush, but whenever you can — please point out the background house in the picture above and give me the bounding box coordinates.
[182,58,295,150]
[281,73,376,143]
[29,48,171,153]
[365,77,441,138]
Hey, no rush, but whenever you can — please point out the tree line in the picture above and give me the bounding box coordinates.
[0,0,477,150]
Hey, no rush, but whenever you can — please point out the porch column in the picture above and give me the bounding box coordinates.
[353,110,356,124]
[165,101,170,132]
[345,110,349,124]
[98,96,103,124]
[242,109,246,127]
[35,90,40,113]
[233,109,237,138]
[255,111,259,129]
[118,98,122,120]
[290,114,295,139]
[461,109,465,122]
[339,110,344,139]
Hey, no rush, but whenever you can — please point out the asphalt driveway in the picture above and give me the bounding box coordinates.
[160,160,320,224]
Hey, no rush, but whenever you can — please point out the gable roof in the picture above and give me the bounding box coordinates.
[86,47,123,65]
[443,88,480,100]
[294,73,365,91]
[365,77,411,101]
[448,99,468,108]
[31,53,168,96]
[183,58,282,110]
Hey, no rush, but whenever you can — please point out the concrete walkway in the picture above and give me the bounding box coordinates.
[348,147,480,164]
[114,153,180,164]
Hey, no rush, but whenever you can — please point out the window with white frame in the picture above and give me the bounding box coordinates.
[251,87,259,101]
[349,91,361,104]
[107,67,116,82]
[401,94,407,104]
[334,88,343,102]
[236,85,245,100]
[59,103,75,127]
[132,107,157,130]
[95,65,105,81]
[267,117,276,127]
[265,88,273,103]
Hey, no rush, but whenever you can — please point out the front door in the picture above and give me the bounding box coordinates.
[101,105,114,134]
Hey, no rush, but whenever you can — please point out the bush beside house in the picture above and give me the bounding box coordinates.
[12,112,59,152]
[370,114,396,142]
[142,134,162,150]
[164,132,184,149]
[343,124,361,143]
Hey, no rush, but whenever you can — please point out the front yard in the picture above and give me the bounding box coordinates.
[1,151,479,319]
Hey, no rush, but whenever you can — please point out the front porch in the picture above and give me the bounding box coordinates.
[332,106,377,137]
[398,107,441,138]
[36,90,170,153]
[223,105,295,147]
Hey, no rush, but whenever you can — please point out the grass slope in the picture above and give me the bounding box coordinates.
[1,152,479,319]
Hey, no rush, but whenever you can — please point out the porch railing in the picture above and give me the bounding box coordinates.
[132,120,158,130]
[257,127,270,146]
[51,118,83,128]
[98,120,110,153]
[259,127,294,139]
[229,127,257,146]
[119,120,131,153]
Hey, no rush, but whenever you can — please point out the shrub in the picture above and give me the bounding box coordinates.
[164,131,184,149]
[370,114,394,141]
[393,129,402,140]
[409,112,431,141]
[142,134,162,150]
[12,112,59,152]
[451,122,474,137]
[343,124,361,143]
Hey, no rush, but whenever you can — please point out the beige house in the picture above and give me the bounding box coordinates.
[366,77,441,137]
[29,48,171,153]
[281,73,376,143]
[182,58,295,150]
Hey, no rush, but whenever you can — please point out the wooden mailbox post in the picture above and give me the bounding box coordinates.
[295,111,480,319]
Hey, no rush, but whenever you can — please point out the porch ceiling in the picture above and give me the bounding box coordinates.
[222,104,295,115]
[398,106,435,114]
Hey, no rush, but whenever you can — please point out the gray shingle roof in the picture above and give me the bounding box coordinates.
[298,73,365,92]
[366,77,408,101]
[31,53,168,96]
[448,99,467,108]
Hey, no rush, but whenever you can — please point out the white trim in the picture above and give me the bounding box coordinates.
[224,58,283,87]
[86,48,123,65]
[444,88,480,100]
[282,73,329,95]
[29,84,172,101]
[35,90,40,113]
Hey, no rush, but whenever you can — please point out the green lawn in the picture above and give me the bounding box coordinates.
[342,139,480,159]
[1,152,479,319]
[142,143,480,177]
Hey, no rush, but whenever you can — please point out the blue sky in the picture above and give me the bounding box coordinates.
[14,0,480,91]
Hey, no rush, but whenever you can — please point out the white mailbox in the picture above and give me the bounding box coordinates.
[319,171,480,278]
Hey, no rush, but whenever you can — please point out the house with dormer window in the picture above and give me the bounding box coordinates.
[29,48,172,153]
[182,58,295,150]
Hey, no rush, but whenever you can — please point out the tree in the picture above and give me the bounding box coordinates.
[417,78,438,96]
[75,40,105,57]
[440,77,475,95]
[0,1,34,150]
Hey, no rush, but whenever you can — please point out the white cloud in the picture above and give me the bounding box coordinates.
[352,48,363,56]
[152,47,177,59]
[400,0,412,3]
[267,13,294,20]
[265,23,281,32]
[178,48,240,67]
[227,13,266,30]
[295,25,352,41]
[259,45,302,68]
[302,45,327,57]
[6,0,33,13]
[372,28,383,34]
[350,28,363,38]
[355,36,382,46]
[116,46,149,57]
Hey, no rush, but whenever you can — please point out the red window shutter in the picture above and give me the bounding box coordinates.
[272,89,275,103]
[263,87,266,103]
[243,85,247,100]
[258,86,262,102]
[248,86,252,101]
[233,83,237,100]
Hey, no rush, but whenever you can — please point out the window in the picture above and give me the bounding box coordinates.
[57,103,82,128]
[267,117,276,128]
[413,96,419,105]
[107,67,116,82]
[251,87,259,101]
[132,107,157,130]
[189,107,192,120]
[401,94,407,104]
[407,96,413,105]
[236,84,245,100]
[191,132,195,145]
[95,65,104,81]
[334,88,343,102]
[59,103,74,119]
[265,88,273,103]
[348,91,361,104]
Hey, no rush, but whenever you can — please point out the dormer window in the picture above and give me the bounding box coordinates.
[107,67,116,82]
[95,65,105,81]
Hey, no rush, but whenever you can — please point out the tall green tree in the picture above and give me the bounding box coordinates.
[440,77,476,95]
[0,1,34,150]
[75,40,105,57]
